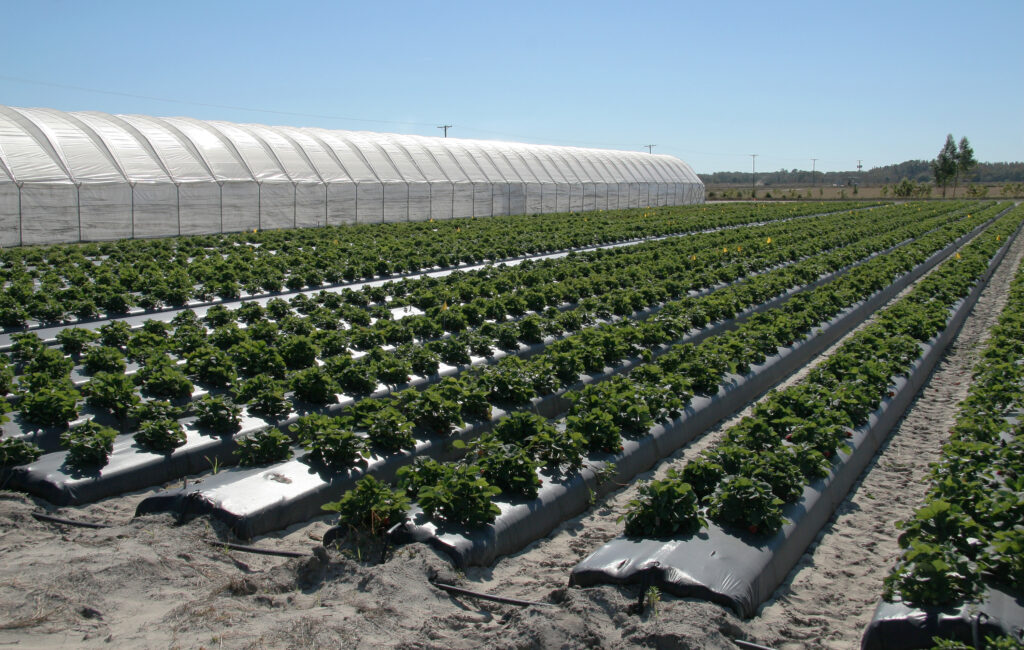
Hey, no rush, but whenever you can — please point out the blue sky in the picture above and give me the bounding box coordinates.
[1,0,1020,174]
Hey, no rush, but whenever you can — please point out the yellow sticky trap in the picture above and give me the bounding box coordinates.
[955,252,962,259]
[997,235,1001,241]
[690,254,696,261]
[737,246,742,252]
[441,302,448,311]
[766,237,772,244]
[722,247,728,253]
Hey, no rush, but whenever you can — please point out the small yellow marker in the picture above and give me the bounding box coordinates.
[766,237,772,244]
[955,252,962,259]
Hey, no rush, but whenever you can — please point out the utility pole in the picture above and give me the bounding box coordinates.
[811,158,818,188]
[437,125,452,137]
[644,144,656,154]
[750,154,758,199]
[857,160,863,186]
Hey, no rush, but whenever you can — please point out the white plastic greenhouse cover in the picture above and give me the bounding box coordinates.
[0,105,704,246]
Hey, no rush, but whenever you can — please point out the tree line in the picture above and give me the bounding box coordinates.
[700,159,1024,187]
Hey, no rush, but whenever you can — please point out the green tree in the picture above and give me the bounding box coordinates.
[931,134,957,198]
[953,136,977,198]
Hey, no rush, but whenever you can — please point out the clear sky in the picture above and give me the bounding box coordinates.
[1,0,1020,174]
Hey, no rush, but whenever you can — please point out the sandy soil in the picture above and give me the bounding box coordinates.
[1,232,1021,650]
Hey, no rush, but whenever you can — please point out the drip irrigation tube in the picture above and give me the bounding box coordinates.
[429,581,556,608]
[31,511,111,529]
[203,539,309,558]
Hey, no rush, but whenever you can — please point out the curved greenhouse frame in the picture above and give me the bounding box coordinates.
[0,105,704,246]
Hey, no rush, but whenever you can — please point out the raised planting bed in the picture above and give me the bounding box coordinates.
[568,210,1022,618]
[10,206,970,508]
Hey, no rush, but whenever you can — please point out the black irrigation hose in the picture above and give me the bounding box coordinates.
[204,539,309,559]
[31,511,111,529]
[733,640,779,650]
[429,580,556,608]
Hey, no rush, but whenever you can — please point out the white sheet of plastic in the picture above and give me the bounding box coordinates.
[0,105,704,242]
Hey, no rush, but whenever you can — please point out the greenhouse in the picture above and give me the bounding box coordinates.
[0,105,704,246]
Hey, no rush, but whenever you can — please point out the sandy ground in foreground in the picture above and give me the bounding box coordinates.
[1,232,1021,650]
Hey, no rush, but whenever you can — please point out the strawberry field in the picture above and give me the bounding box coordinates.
[1,200,1022,648]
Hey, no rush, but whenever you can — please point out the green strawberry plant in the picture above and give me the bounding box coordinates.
[235,428,294,466]
[322,474,410,536]
[60,420,118,468]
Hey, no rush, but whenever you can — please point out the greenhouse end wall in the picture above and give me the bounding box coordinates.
[0,105,705,246]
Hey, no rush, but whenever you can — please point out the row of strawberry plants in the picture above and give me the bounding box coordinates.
[1,204,945,446]
[118,205,996,529]
[311,204,1012,539]
[1,204,990,515]
[134,205,983,536]
[2,200,902,351]
[618,207,1023,541]
[1,202,866,328]
[873,247,1024,619]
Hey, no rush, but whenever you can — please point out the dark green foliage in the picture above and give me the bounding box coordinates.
[83,345,126,375]
[706,476,787,535]
[135,418,186,453]
[290,366,338,405]
[234,428,293,466]
[291,413,368,469]
[60,420,117,468]
[83,371,139,417]
[20,383,79,427]
[0,438,42,468]
[55,327,98,355]
[194,394,241,434]
[416,463,502,528]
[322,475,410,536]
[620,471,705,537]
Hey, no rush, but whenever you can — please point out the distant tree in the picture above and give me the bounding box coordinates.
[931,134,958,198]
[953,136,977,198]
[893,178,916,197]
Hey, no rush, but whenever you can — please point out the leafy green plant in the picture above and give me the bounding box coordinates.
[322,475,410,536]
[193,395,242,434]
[363,406,415,453]
[23,347,73,382]
[290,366,338,405]
[83,344,128,375]
[135,418,187,453]
[291,413,368,469]
[234,374,289,419]
[706,475,787,535]
[55,327,98,356]
[83,371,140,418]
[416,463,502,528]
[883,539,981,606]
[130,399,183,424]
[621,471,705,537]
[60,420,117,468]
[134,355,193,399]
[455,434,541,499]
[185,346,237,387]
[234,428,294,466]
[19,383,79,427]
[0,437,42,468]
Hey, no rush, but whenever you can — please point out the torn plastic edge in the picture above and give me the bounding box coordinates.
[566,218,1019,619]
